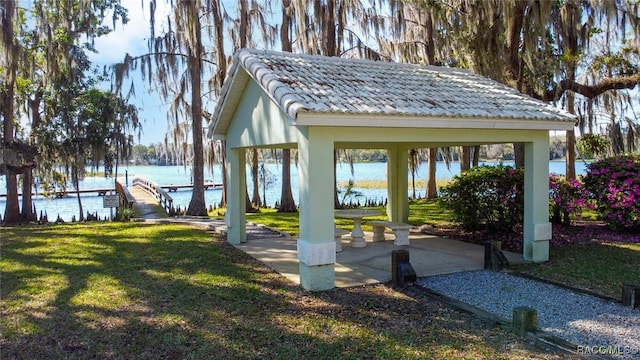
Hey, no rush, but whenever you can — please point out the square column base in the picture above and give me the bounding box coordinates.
[299,263,335,291]
[524,239,549,262]
[524,223,551,262]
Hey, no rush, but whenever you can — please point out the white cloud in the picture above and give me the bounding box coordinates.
[91,0,173,65]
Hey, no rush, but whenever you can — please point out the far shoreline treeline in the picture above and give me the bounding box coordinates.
[131,136,573,166]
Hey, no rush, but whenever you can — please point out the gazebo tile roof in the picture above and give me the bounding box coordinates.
[210,49,576,135]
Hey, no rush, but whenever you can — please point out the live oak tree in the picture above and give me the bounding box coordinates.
[1,0,127,223]
[34,1,130,222]
[68,89,140,220]
[405,0,639,179]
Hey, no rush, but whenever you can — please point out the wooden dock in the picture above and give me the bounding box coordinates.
[0,188,115,198]
[128,186,168,219]
[0,183,222,198]
[163,183,222,192]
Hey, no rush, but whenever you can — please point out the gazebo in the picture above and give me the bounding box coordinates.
[208,49,576,291]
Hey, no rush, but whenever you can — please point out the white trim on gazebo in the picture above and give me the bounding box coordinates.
[209,48,576,291]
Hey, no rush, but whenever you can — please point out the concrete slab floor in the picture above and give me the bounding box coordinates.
[233,232,525,288]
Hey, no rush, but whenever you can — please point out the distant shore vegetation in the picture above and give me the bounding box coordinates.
[132,135,574,166]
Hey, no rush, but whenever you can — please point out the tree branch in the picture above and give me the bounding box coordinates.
[120,51,217,66]
[543,73,640,101]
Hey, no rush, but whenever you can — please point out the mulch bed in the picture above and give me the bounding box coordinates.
[419,220,640,252]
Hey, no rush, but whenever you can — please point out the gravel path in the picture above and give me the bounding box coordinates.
[419,270,640,359]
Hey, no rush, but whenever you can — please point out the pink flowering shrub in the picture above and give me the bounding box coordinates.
[583,155,640,230]
[549,174,593,226]
[439,165,524,232]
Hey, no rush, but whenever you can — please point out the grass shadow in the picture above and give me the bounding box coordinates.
[1,222,565,359]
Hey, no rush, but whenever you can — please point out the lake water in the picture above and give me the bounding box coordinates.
[1,160,588,222]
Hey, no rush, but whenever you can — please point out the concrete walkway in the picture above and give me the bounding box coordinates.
[234,231,524,288]
[139,211,525,288]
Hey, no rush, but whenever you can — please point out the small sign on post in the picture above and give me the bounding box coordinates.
[103,194,120,208]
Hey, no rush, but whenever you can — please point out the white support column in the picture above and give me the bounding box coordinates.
[225,147,246,244]
[523,133,551,262]
[297,128,335,291]
[386,146,409,223]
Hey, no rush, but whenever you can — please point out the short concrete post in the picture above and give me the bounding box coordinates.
[622,285,640,308]
[484,241,509,271]
[492,250,509,271]
[512,306,537,336]
[484,241,492,269]
[391,250,416,288]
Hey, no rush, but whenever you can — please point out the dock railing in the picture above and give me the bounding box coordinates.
[115,179,134,209]
[132,176,175,216]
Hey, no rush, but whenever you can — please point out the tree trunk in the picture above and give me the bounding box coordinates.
[73,169,84,221]
[244,151,256,212]
[514,143,525,168]
[426,148,438,199]
[220,142,227,207]
[411,169,416,200]
[334,150,341,208]
[3,175,20,223]
[23,91,43,222]
[261,164,267,208]
[278,1,296,213]
[1,0,20,224]
[281,0,292,53]
[278,149,297,212]
[563,1,579,180]
[1,135,20,225]
[21,170,36,222]
[245,189,255,212]
[421,9,439,201]
[251,149,261,206]
[472,145,480,167]
[409,149,418,200]
[20,170,35,222]
[186,5,207,216]
[460,146,471,171]
[565,91,577,179]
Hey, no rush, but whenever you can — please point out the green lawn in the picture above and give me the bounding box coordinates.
[512,241,640,299]
[240,199,451,237]
[1,222,563,359]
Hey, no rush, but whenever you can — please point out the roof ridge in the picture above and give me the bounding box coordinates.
[238,47,474,75]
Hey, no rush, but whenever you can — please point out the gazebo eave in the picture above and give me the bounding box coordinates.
[295,112,575,131]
